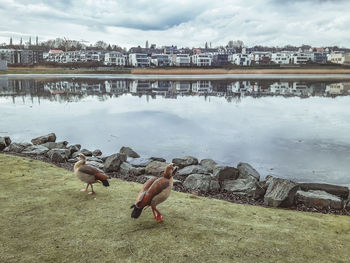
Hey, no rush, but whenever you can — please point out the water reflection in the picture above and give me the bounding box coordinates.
[0,77,349,186]
[0,78,349,102]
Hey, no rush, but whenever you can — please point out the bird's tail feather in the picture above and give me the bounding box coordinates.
[130,205,143,219]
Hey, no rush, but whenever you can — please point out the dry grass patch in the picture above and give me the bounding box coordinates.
[0,154,349,263]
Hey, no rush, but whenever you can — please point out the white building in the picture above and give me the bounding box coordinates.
[173,54,191,66]
[249,52,271,64]
[191,53,212,66]
[329,52,350,64]
[0,59,7,70]
[229,53,251,66]
[128,53,150,67]
[269,82,290,94]
[291,52,312,64]
[150,54,170,67]
[271,52,291,64]
[191,81,213,93]
[104,52,126,66]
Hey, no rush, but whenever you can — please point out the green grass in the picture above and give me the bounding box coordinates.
[1,154,349,263]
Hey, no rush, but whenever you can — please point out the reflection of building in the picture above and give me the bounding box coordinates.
[270,82,290,94]
[192,81,212,93]
[175,81,191,93]
[129,80,153,93]
[104,80,128,94]
[326,83,350,95]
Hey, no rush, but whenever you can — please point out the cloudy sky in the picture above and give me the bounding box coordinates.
[0,0,349,48]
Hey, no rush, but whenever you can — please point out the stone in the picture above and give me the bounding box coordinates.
[172,156,198,169]
[264,176,299,207]
[31,133,56,145]
[173,179,183,186]
[0,136,11,151]
[346,199,350,211]
[86,156,103,163]
[222,178,259,197]
[299,183,349,200]
[68,158,78,163]
[145,161,169,176]
[41,141,68,150]
[47,149,70,163]
[183,174,212,192]
[209,180,220,191]
[86,161,104,170]
[127,157,153,167]
[296,190,343,210]
[237,162,260,181]
[119,162,144,176]
[92,149,102,156]
[150,157,166,162]
[176,165,210,177]
[120,146,140,158]
[3,142,30,153]
[104,153,127,172]
[22,145,49,155]
[199,158,217,172]
[80,149,93,156]
[212,166,239,181]
[67,144,81,155]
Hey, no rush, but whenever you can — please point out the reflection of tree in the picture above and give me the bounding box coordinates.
[0,79,347,104]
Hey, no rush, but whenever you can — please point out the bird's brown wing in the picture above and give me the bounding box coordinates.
[78,165,108,180]
[136,178,170,208]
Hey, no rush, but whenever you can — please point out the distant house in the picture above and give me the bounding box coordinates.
[163,46,178,54]
[192,80,213,93]
[191,53,212,66]
[128,53,150,67]
[329,52,350,64]
[270,52,291,64]
[150,54,170,67]
[229,53,251,66]
[104,52,126,66]
[173,54,191,67]
[0,59,7,70]
[291,52,312,64]
[249,52,271,64]
[212,54,229,66]
[311,52,328,64]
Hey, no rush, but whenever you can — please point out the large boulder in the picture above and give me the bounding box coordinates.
[264,176,299,207]
[31,133,56,145]
[183,174,212,192]
[3,142,31,153]
[299,183,349,200]
[199,159,217,173]
[119,162,145,176]
[222,177,260,197]
[150,157,166,162]
[128,157,153,167]
[0,136,11,151]
[22,145,49,155]
[237,162,260,181]
[120,146,140,158]
[41,141,68,150]
[80,149,93,157]
[104,153,127,172]
[296,190,343,210]
[212,166,239,181]
[86,161,104,170]
[176,165,210,177]
[92,149,102,156]
[145,161,169,176]
[47,149,70,163]
[346,199,350,211]
[67,144,81,155]
[172,156,198,169]
[86,156,103,163]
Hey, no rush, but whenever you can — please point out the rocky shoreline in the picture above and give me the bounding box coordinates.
[1,133,349,216]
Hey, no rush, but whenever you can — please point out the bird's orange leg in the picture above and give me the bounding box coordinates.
[81,184,89,192]
[151,206,158,220]
[154,207,163,222]
[88,184,95,195]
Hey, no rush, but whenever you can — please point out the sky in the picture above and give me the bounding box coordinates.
[0,0,349,48]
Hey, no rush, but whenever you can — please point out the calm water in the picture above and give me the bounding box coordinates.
[1,76,350,186]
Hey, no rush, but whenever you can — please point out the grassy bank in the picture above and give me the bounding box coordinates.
[1,154,349,263]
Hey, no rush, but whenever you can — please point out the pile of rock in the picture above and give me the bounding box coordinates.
[1,133,350,213]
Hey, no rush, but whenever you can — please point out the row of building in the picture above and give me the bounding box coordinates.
[1,46,350,67]
[1,79,349,97]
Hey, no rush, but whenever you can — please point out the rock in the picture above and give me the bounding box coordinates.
[22,145,49,155]
[212,166,239,181]
[128,157,153,167]
[172,156,198,169]
[346,199,350,211]
[237,162,260,181]
[86,161,104,170]
[150,157,166,162]
[0,136,11,151]
[222,177,260,197]
[3,142,30,153]
[176,165,210,177]
[264,176,299,207]
[119,162,144,176]
[47,149,70,163]
[41,141,68,150]
[296,190,343,210]
[145,161,169,176]
[68,158,78,163]
[80,149,93,156]
[199,159,217,173]
[173,179,183,186]
[104,153,127,172]
[209,180,220,191]
[31,133,56,145]
[92,149,102,156]
[183,174,212,192]
[120,146,140,158]
[67,144,81,155]
[299,183,349,200]
[86,156,103,163]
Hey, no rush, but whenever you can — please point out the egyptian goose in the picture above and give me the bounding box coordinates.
[130,163,177,221]
[74,153,109,194]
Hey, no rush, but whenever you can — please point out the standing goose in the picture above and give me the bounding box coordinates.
[131,163,177,222]
[74,153,109,194]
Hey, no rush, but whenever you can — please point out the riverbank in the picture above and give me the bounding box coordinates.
[2,65,350,76]
[1,153,350,263]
